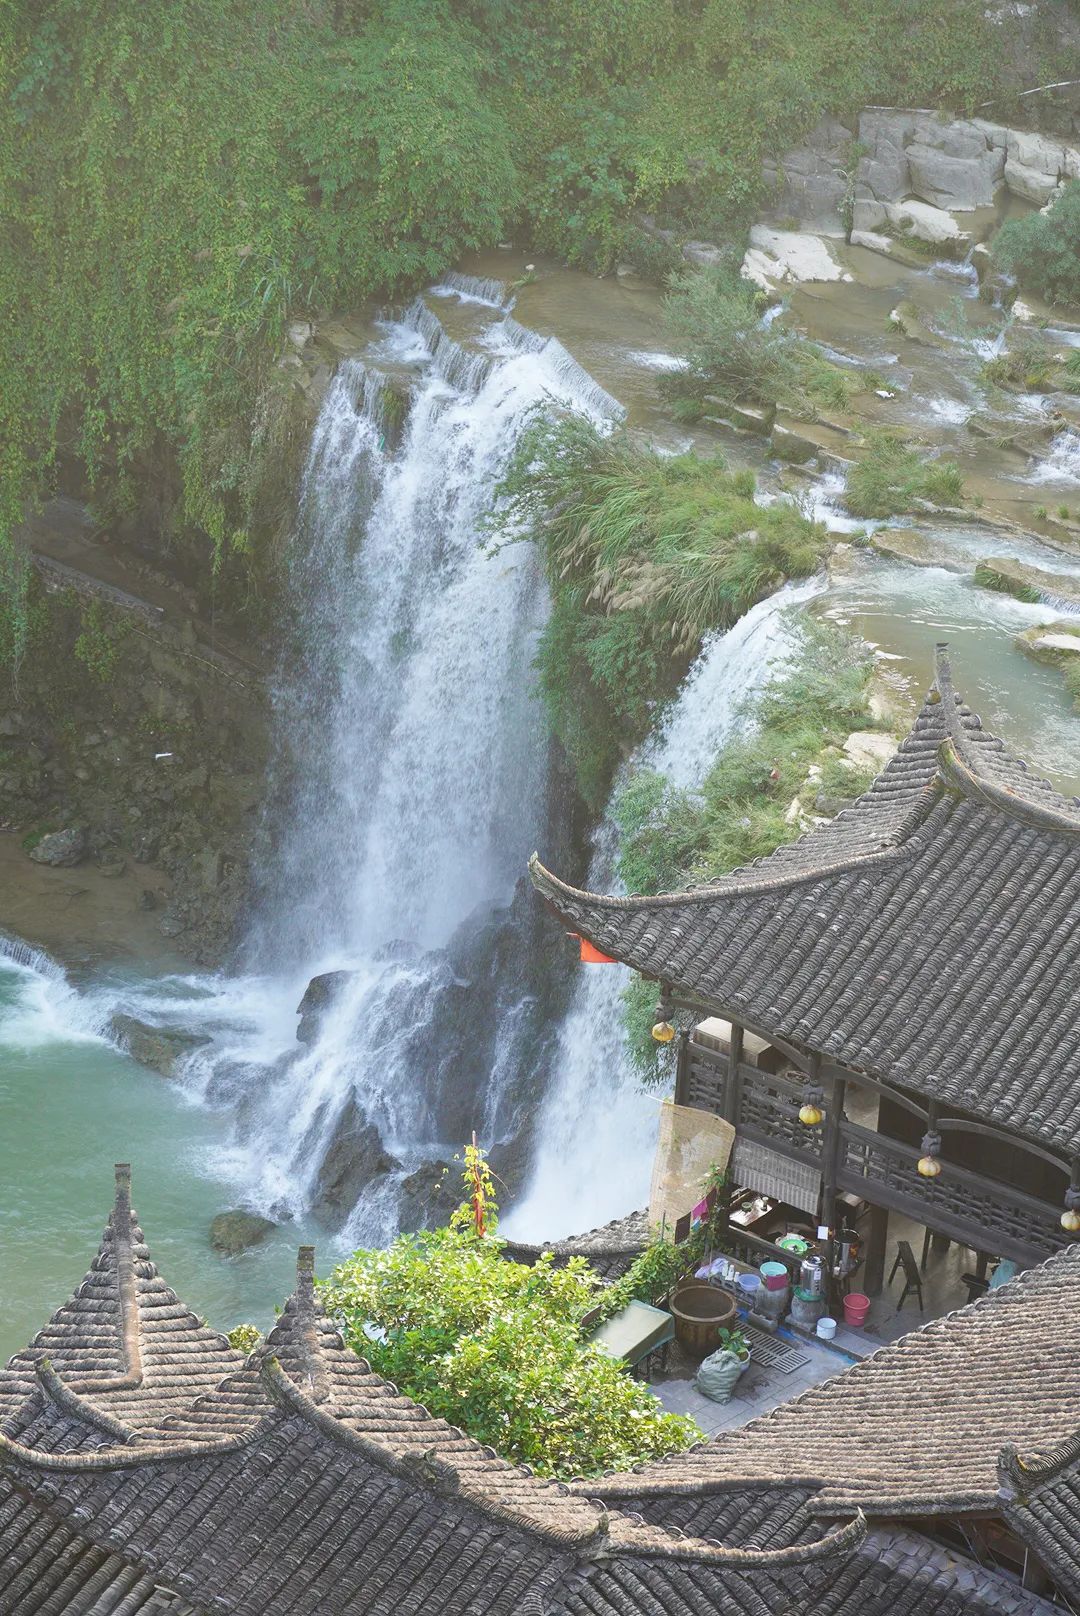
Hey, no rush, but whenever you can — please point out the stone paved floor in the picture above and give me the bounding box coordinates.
[650,1211,988,1436]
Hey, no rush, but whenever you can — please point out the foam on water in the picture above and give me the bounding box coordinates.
[1026,430,1080,488]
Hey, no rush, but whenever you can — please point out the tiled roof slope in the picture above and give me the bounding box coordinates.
[999,1427,1080,1605]
[0,1169,1065,1615]
[0,1164,241,1432]
[578,1243,1080,1519]
[0,1244,863,1616]
[502,1211,650,1283]
[529,648,1080,1156]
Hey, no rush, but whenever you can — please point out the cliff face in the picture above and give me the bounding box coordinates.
[1,500,269,965]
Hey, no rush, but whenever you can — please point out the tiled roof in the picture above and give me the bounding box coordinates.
[529,648,1080,1157]
[0,1164,241,1432]
[0,1168,1064,1614]
[502,1211,650,1283]
[578,1243,1080,1519]
[999,1426,1080,1605]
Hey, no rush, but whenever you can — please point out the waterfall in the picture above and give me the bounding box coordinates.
[0,934,107,1050]
[504,577,824,1241]
[161,287,624,1239]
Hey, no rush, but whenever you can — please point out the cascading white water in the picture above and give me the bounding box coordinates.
[504,577,824,1240]
[150,283,626,1239]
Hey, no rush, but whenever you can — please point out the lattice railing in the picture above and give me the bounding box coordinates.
[839,1119,1069,1262]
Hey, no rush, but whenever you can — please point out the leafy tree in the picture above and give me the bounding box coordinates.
[318,1145,701,1478]
[994,183,1080,307]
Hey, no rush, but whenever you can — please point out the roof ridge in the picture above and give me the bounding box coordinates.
[999,1424,1080,1495]
[934,643,1080,836]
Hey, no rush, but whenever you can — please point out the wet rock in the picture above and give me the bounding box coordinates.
[29,826,86,867]
[1015,621,1080,667]
[296,970,353,1045]
[311,1096,401,1228]
[743,227,852,289]
[974,557,1080,610]
[398,1159,460,1231]
[868,529,968,570]
[705,397,774,435]
[96,856,127,878]
[887,300,940,345]
[110,1012,211,1077]
[210,1209,277,1256]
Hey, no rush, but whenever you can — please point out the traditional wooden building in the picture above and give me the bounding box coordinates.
[530,648,1080,1291]
[0,1166,1069,1613]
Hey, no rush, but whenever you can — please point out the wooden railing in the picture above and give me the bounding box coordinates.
[681,1035,1069,1266]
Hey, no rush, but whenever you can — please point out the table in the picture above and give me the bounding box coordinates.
[592,1300,675,1377]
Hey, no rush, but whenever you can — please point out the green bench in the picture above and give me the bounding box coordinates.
[591,1299,675,1377]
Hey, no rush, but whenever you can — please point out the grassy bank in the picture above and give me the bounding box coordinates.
[492,415,829,808]
[611,612,881,1077]
[0,0,1055,661]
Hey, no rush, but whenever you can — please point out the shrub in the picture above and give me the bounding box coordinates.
[994,183,1080,306]
[317,1146,701,1478]
[845,431,964,517]
[227,1323,264,1355]
[491,415,828,806]
[662,265,853,414]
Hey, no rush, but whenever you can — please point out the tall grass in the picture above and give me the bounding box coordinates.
[845,430,964,518]
[491,416,829,805]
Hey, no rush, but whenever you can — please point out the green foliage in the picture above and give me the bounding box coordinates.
[73,600,125,683]
[716,1325,749,1358]
[0,0,1056,658]
[845,431,964,518]
[979,325,1056,393]
[662,266,853,415]
[227,1322,264,1355]
[493,414,828,806]
[995,183,1080,306]
[613,614,877,1076]
[317,1149,700,1478]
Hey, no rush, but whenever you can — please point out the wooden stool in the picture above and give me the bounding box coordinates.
[888,1240,924,1309]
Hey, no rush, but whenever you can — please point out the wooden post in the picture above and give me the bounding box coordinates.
[674,1030,690,1106]
[864,1203,890,1295]
[727,1022,745,1126]
[821,1070,845,1311]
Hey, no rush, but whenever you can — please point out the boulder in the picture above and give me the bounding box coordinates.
[397,1159,460,1231]
[1007,130,1066,176]
[851,197,887,233]
[1004,159,1061,206]
[1015,621,1080,667]
[910,116,988,160]
[28,826,85,867]
[310,1096,401,1228]
[971,119,1010,150]
[868,528,967,570]
[110,1013,211,1078]
[906,144,1003,211]
[209,1209,277,1256]
[743,227,852,288]
[296,970,352,1045]
[885,200,964,245]
[974,557,1080,610]
[842,731,897,772]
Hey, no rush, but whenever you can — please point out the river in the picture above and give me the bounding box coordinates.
[4,239,1080,1360]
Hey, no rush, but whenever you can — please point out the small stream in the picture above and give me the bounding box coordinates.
[6,238,1080,1350]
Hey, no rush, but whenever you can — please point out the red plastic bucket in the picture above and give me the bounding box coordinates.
[843,1292,870,1328]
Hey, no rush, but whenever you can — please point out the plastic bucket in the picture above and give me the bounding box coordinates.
[759,1261,788,1292]
[843,1292,871,1328]
[736,1272,761,1300]
[816,1316,837,1340]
